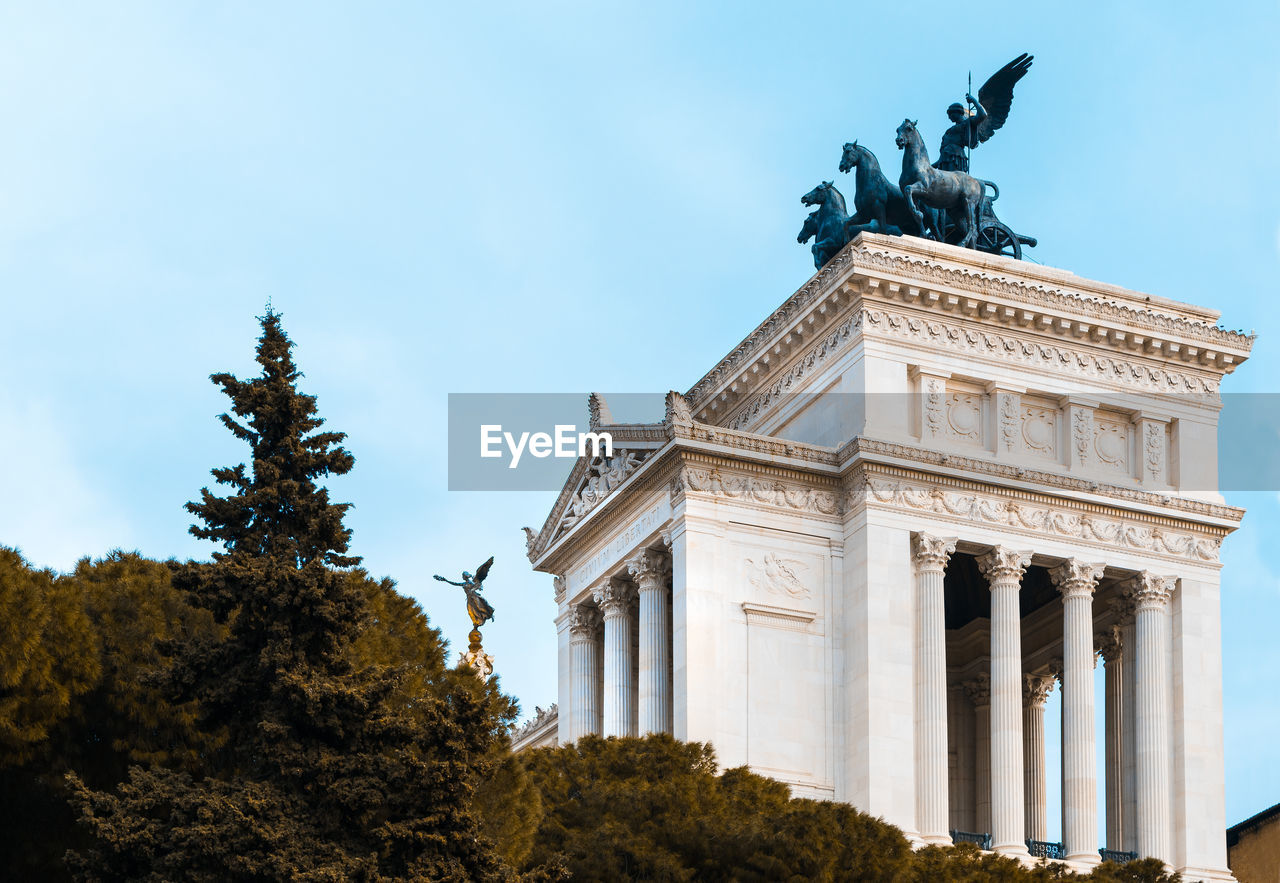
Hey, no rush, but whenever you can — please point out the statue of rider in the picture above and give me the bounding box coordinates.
[935,93,986,173]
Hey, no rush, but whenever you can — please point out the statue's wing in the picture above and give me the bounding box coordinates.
[975,53,1033,144]
[474,556,494,584]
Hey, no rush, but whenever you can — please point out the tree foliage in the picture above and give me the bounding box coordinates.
[67,312,514,881]
[519,735,1185,883]
[0,547,99,764]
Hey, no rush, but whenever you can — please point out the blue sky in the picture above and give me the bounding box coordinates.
[1,1,1276,840]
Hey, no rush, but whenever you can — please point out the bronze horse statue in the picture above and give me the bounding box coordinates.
[798,181,850,270]
[895,119,985,248]
[837,141,923,238]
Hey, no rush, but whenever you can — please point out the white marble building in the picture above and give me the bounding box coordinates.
[523,233,1252,879]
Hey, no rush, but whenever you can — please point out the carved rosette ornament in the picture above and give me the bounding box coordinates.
[1023,673,1055,706]
[977,547,1033,584]
[1124,571,1175,611]
[567,606,600,638]
[1050,559,1105,599]
[910,532,958,573]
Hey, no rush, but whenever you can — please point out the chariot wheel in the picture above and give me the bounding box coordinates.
[974,220,1022,260]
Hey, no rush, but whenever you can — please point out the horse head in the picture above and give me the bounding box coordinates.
[801,181,834,206]
[895,119,920,150]
[839,141,861,173]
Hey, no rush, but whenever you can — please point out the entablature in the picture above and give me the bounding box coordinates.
[685,234,1253,426]
[528,415,1242,577]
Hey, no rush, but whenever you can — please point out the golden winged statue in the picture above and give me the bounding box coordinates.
[434,555,496,629]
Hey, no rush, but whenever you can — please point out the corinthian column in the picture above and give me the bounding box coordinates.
[1051,559,1105,866]
[1097,626,1125,852]
[594,580,637,738]
[568,606,601,739]
[1022,673,1055,842]
[628,550,671,735]
[963,675,991,836]
[911,532,957,845]
[977,547,1032,857]
[1127,572,1175,863]
[1120,609,1138,854]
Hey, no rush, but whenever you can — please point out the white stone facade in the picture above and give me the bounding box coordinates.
[526,233,1252,879]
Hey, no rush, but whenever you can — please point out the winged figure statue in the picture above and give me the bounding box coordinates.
[434,555,496,629]
[935,53,1033,173]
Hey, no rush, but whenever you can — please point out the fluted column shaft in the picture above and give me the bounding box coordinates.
[1098,627,1125,851]
[963,676,992,835]
[595,581,636,738]
[1130,573,1174,863]
[568,607,601,739]
[911,533,957,845]
[629,551,671,735]
[1052,560,1105,865]
[1023,674,1054,842]
[978,547,1032,856]
[1120,617,1138,854]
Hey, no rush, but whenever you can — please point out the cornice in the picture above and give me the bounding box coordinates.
[531,421,1243,569]
[686,234,1253,422]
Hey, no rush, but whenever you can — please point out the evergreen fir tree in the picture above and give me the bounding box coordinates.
[68,312,512,881]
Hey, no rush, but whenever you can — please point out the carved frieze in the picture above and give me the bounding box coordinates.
[674,466,841,517]
[856,474,1222,562]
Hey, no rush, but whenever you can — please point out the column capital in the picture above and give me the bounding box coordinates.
[626,549,666,585]
[568,606,600,637]
[593,580,636,615]
[911,532,958,571]
[962,673,990,707]
[1023,673,1055,707]
[1096,625,1124,663]
[977,547,1032,584]
[1047,659,1064,684]
[1051,559,1106,599]
[1123,572,1175,611]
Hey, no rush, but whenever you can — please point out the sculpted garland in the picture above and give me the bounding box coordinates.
[858,477,1221,562]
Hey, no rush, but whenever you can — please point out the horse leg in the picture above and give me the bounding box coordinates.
[960,199,979,248]
[873,203,890,235]
[904,185,926,235]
